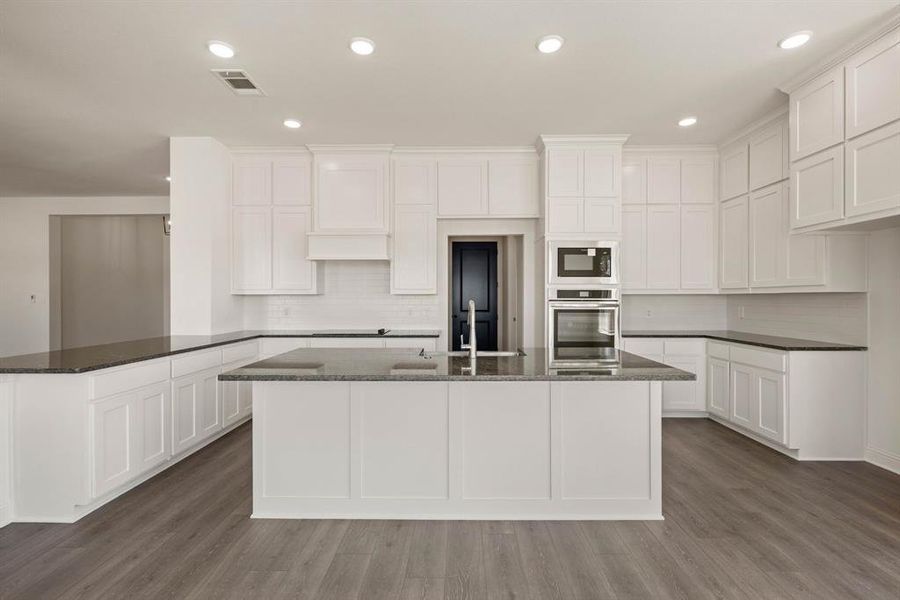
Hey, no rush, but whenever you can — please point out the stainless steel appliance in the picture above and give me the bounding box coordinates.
[549,241,618,285]
[548,287,620,366]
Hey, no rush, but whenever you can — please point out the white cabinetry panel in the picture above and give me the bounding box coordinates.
[272,207,315,292]
[681,158,716,204]
[749,120,787,191]
[316,155,388,231]
[730,363,754,430]
[547,197,584,233]
[394,159,436,206]
[391,204,437,294]
[622,158,646,204]
[755,368,786,444]
[707,357,730,419]
[583,149,619,197]
[790,66,844,161]
[846,30,900,139]
[662,356,704,412]
[489,158,539,216]
[845,120,900,217]
[272,157,311,205]
[680,204,716,289]
[546,149,583,197]
[646,205,680,289]
[233,159,271,206]
[749,185,782,287]
[647,158,680,204]
[232,207,272,291]
[790,145,844,228]
[438,159,488,216]
[359,383,449,499]
[720,142,749,200]
[720,196,749,289]
[584,198,620,233]
[621,206,647,288]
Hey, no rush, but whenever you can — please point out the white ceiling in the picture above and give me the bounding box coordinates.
[1,0,897,196]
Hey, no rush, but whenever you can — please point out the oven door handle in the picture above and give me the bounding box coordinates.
[549,302,619,309]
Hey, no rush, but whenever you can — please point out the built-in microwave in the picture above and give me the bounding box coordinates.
[549,241,619,285]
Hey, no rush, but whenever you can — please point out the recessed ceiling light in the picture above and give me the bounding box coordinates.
[537,35,564,54]
[678,116,698,127]
[778,31,812,50]
[283,119,302,129]
[207,40,235,58]
[350,37,375,56]
[165,176,171,182]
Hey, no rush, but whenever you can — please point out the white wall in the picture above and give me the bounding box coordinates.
[725,293,868,345]
[243,261,440,330]
[0,195,168,357]
[622,295,728,330]
[865,227,900,474]
[169,137,243,336]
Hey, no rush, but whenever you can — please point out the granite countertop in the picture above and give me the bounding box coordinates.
[218,347,696,382]
[0,329,441,374]
[622,330,867,351]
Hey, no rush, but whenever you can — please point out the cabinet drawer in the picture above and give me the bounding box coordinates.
[663,339,705,356]
[707,342,730,360]
[729,345,786,373]
[259,338,309,358]
[622,339,665,357]
[222,341,258,364]
[91,359,170,399]
[171,349,223,379]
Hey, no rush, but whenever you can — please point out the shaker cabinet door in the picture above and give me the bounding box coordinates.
[646,205,680,289]
[846,30,900,139]
[790,66,844,161]
[719,196,749,289]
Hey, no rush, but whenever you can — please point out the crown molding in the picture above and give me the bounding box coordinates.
[538,134,631,151]
[391,146,537,155]
[623,144,718,155]
[717,104,789,148]
[778,8,900,94]
[230,146,311,155]
[306,144,395,154]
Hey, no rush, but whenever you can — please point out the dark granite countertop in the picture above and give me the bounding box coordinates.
[623,330,866,351]
[218,347,696,382]
[0,329,441,374]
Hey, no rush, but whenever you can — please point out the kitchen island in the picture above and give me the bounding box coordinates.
[220,347,693,520]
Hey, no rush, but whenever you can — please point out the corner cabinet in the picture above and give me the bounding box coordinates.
[231,154,321,294]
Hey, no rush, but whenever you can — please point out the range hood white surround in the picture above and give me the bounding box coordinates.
[307,145,392,261]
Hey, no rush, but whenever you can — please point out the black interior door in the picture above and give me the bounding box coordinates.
[451,242,498,351]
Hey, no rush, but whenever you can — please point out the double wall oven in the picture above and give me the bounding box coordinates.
[548,287,620,366]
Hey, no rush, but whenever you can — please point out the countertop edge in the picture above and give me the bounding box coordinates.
[621,332,867,351]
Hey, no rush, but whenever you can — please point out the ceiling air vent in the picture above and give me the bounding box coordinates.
[211,69,265,96]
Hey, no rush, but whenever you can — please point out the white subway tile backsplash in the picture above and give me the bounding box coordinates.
[725,293,867,345]
[622,295,728,330]
[244,261,441,330]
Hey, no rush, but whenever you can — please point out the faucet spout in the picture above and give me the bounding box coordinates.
[461,298,477,359]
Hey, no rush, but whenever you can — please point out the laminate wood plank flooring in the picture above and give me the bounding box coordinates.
[1,419,898,599]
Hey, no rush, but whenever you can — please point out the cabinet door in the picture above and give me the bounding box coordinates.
[317,155,388,231]
[272,206,316,292]
[790,145,844,228]
[583,149,619,197]
[232,207,272,292]
[646,205,680,289]
[92,392,137,497]
[720,142,749,200]
[662,355,704,412]
[707,357,730,418]
[172,375,199,455]
[754,368,786,444]
[680,204,716,289]
[437,159,489,216]
[790,66,844,161]
[583,198,620,233]
[622,157,646,204]
[782,184,826,286]
[391,204,437,294]
[238,381,253,417]
[846,30,900,139]
[749,184,783,287]
[720,196,749,289]
[394,159,436,205]
[137,383,170,473]
[646,158,681,204]
[547,198,584,233]
[233,158,271,206]
[729,363,754,430]
[681,158,716,204]
[222,380,241,428]
[621,206,647,289]
[488,158,539,216]
[845,120,900,217]
[546,149,582,197]
[749,120,787,191]
[272,157,311,205]
[198,368,221,440]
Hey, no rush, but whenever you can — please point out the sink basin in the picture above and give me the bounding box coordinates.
[425,350,526,357]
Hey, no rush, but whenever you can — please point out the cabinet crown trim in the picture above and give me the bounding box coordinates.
[624,145,718,155]
[307,144,394,154]
[538,134,630,150]
[717,106,788,149]
[392,146,536,154]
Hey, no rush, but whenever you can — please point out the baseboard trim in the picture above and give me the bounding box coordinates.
[663,411,708,418]
[251,511,665,521]
[865,447,900,475]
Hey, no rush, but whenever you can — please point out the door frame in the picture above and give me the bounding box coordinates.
[448,237,504,351]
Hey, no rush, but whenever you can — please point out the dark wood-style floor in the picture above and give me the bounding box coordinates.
[1,419,899,599]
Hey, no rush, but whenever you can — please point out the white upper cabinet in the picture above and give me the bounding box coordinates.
[749,185,783,287]
[272,157,311,205]
[845,120,900,218]
[547,197,584,233]
[621,206,647,288]
[646,205,680,289]
[391,204,437,294]
[647,158,681,204]
[622,157,646,204]
[583,149,620,197]
[584,198,620,233]
[437,158,489,216]
[232,206,272,292]
[272,207,316,292]
[488,158,539,216]
[720,196,749,289]
[789,66,844,161]
[315,153,389,232]
[846,30,900,139]
[394,159,437,205]
[546,149,583,197]
[233,159,272,205]
[720,141,749,200]
[790,145,844,228]
[681,158,716,204]
[680,204,716,289]
[749,118,788,191]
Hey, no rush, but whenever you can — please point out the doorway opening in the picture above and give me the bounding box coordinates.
[448,236,524,352]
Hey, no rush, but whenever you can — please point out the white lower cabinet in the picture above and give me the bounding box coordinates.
[91,381,171,498]
[172,366,222,455]
[622,338,705,414]
[728,362,785,444]
[223,378,253,428]
[706,357,730,419]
